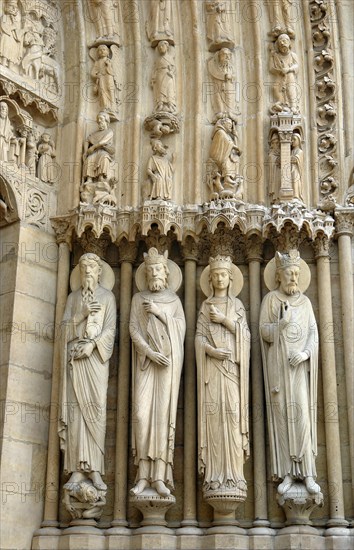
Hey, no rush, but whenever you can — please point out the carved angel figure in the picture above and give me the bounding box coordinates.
[90,44,120,115]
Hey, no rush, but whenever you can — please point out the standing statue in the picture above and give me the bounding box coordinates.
[0,0,23,69]
[0,102,15,162]
[37,132,57,183]
[58,253,116,519]
[87,0,119,40]
[208,117,242,199]
[129,248,185,497]
[146,0,174,46]
[269,33,299,114]
[151,40,176,114]
[268,132,281,202]
[82,111,115,185]
[90,44,120,115]
[146,138,176,201]
[270,0,295,38]
[205,0,234,52]
[290,133,304,201]
[196,255,250,495]
[207,48,237,120]
[260,250,320,496]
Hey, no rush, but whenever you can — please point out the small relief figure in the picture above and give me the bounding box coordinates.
[151,41,176,114]
[58,253,116,520]
[208,117,242,200]
[129,248,185,497]
[37,132,57,184]
[205,0,235,52]
[290,133,304,201]
[260,250,321,497]
[269,34,299,114]
[22,11,44,79]
[82,112,115,185]
[146,139,175,201]
[146,0,174,46]
[207,48,238,120]
[0,0,23,69]
[63,477,106,520]
[268,132,281,202]
[90,44,120,116]
[87,0,119,42]
[196,255,250,496]
[269,0,295,38]
[0,102,16,162]
[25,131,38,176]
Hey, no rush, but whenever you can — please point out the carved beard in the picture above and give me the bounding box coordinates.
[148,278,167,292]
[284,283,298,295]
[82,279,95,303]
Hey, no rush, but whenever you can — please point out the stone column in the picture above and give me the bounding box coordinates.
[335,211,354,511]
[107,241,136,542]
[177,239,202,535]
[246,236,272,536]
[37,233,71,532]
[313,235,348,529]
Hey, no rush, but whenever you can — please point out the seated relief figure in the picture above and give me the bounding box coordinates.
[58,253,116,519]
[196,255,250,496]
[129,248,185,497]
[260,250,321,496]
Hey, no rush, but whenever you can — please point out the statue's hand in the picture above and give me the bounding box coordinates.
[148,350,170,368]
[82,301,102,318]
[72,340,95,359]
[207,347,231,360]
[209,305,225,324]
[279,301,291,330]
[143,299,159,317]
[289,351,308,367]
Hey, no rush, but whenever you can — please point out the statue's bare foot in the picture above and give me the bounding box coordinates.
[89,471,107,491]
[278,475,293,495]
[152,480,170,497]
[130,479,149,496]
[210,481,220,490]
[305,476,321,495]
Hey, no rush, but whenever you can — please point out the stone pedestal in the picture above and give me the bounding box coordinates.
[276,482,324,526]
[204,489,246,535]
[130,488,175,534]
[58,520,105,550]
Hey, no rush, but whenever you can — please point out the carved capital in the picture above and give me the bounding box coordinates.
[274,225,304,253]
[335,211,354,238]
[118,240,137,264]
[181,237,199,262]
[313,233,330,259]
[79,229,111,259]
[210,229,234,258]
[51,216,74,247]
[245,235,263,262]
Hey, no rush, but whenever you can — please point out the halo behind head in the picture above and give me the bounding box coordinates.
[70,255,115,291]
[264,253,311,292]
[200,259,244,298]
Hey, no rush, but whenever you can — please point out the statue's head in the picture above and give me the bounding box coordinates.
[144,248,169,292]
[79,253,102,294]
[97,44,109,58]
[0,102,8,118]
[41,132,51,143]
[5,1,18,15]
[157,40,169,54]
[269,132,280,149]
[275,250,301,295]
[209,255,233,294]
[77,481,98,503]
[291,133,301,148]
[276,33,291,53]
[97,111,110,130]
[218,48,231,65]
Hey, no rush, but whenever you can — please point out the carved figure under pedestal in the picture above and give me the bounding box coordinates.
[81,112,115,204]
[146,139,175,201]
[129,248,185,499]
[205,1,235,52]
[87,0,120,44]
[269,34,299,114]
[269,0,295,38]
[207,48,238,120]
[151,41,176,115]
[37,132,56,183]
[58,253,116,521]
[0,0,23,69]
[207,117,243,200]
[146,0,174,46]
[89,44,120,117]
[196,256,250,506]
[259,250,322,502]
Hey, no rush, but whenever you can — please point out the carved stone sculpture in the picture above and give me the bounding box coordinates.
[269,0,295,38]
[207,48,237,120]
[0,0,23,69]
[205,1,235,52]
[268,132,281,202]
[24,131,38,176]
[87,0,119,42]
[269,34,299,114]
[58,253,116,520]
[196,255,250,499]
[0,101,15,162]
[151,40,176,114]
[129,248,185,498]
[89,44,120,116]
[260,250,321,498]
[146,0,174,47]
[146,139,175,201]
[81,112,115,203]
[37,132,57,183]
[207,117,243,200]
[290,132,304,201]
